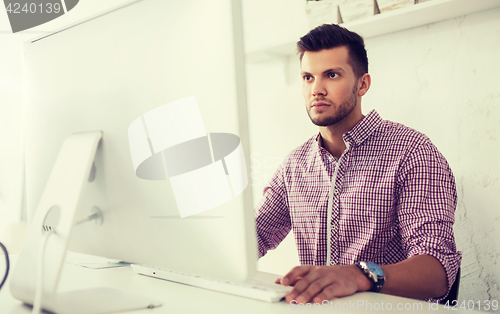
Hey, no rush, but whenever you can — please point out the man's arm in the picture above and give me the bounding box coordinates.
[381,254,447,298]
[278,254,447,303]
[255,163,292,258]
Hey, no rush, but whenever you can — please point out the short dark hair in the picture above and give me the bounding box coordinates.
[297,24,368,78]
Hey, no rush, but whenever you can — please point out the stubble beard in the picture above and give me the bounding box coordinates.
[307,85,358,127]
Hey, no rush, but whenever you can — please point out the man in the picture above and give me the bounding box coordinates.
[255,24,461,304]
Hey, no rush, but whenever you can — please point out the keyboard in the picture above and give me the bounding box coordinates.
[131,264,292,303]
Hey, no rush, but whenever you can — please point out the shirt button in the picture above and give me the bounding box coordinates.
[331,224,336,232]
[333,189,339,194]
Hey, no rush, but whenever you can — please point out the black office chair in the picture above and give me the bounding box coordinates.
[439,268,460,305]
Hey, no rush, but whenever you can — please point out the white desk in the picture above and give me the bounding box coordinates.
[0,254,471,314]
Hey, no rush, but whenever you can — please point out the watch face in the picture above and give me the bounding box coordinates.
[366,261,384,277]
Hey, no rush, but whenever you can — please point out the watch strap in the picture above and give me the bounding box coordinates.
[355,261,385,293]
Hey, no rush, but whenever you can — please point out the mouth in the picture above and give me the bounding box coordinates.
[311,100,330,108]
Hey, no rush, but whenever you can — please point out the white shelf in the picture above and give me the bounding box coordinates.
[246,0,500,63]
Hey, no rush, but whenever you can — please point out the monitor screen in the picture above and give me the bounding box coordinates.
[22,0,256,281]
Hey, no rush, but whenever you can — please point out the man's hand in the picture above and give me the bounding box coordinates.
[276,265,372,304]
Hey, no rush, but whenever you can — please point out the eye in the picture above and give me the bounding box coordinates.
[328,72,338,79]
[303,74,313,81]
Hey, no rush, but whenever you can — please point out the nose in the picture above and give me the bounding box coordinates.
[312,79,326,97]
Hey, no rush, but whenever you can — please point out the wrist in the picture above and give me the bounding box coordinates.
[353,264,372,292]
[355,261,385,293]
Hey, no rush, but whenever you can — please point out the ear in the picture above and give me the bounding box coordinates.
[357,73,371,97]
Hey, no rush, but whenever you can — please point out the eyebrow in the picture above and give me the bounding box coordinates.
[301,67,346,76]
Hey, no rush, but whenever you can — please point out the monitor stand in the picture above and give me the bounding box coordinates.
[10,131,161,313]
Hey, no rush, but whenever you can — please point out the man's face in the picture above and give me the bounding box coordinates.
[301,46,360,127]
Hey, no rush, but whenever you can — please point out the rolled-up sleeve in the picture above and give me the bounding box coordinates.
[397,141,462,300]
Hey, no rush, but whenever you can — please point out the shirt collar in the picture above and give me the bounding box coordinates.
[314,110,383,149]
[343,110,382,147]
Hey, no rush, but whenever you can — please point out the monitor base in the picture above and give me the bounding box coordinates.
[52,287,161,314]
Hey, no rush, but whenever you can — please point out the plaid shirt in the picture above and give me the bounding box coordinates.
[255,110,461,295]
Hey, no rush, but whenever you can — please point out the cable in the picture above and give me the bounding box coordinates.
[0,241,9,291]
[75,207,103,226]
[75,213,100,226]
[32,230,55,314]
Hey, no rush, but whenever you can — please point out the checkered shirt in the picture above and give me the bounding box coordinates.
[255,110,461,297]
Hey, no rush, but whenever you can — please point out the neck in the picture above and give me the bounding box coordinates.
[319,108,364,159]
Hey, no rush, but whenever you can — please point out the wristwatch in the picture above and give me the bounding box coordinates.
[355,261,385,292]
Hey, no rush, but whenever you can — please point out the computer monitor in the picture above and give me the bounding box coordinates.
[13,0,256,307]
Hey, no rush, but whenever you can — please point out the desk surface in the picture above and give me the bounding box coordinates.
[0,254,473,314]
